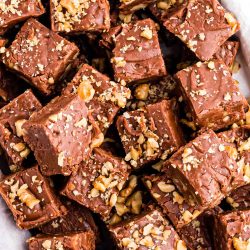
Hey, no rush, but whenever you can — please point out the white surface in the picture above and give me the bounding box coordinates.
[0,1,250,250]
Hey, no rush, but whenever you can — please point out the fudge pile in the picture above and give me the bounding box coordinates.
[0,0,249,249]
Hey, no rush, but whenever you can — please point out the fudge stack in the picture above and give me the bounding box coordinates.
[0,0,249,249]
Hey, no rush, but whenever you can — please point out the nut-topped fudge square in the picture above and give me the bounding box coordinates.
[109,18,167,84]
[175,60,248,130]
[143,174,205,228]
[61,148,131,219]
[23,94,92,176]
[116,99,184,168]
[0,90,42,166]
[163,0,240,61]
[213,209,250,250]
[27,231,95,250]
[0,0,45,35]
[63,63,131,142]
[163,130,243,208]
[2,18,79,95]
[39,199,98,236]
[218,126,250,186]
[226,183,250,210]
[50,0,110,34]
[109,209,187,250]
[119,0,154,15]
[0,165,67,229]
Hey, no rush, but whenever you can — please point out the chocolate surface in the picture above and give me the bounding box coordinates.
[2,18,79,95]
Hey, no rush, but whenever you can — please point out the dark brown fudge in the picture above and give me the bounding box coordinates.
[0,165,67,229]
[226,184,250,210]
[23,93,92,176]
[143,174,205,228]
[116,99,184,168]
[175,60,248,130]
[108,18,167,84]
[50,0,110,34]
[126,75,177,110]
[2,18,79,95]
[0,0,45,35]
[109,209,187,250]
[214,41,239,69]
[0,90,42,166]
[61,148,130,219]
[119,0,154,15]
[27,231,95,250]
[163,130,244,208]
[213,209,250,250]
[39,199,98,237]
[179,208,222,250]
[218,126,250,186]
[63,63,131,143]
[163,0,240,61]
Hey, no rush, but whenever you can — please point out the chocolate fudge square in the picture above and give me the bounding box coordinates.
[109,18,167,84]
[163,0,240,61]
[116,99,184,168]
[23,94,92,176]
[0,90,42,166]
[226,184,250,210]
[109,209,187,250]
[175,60,248,130]
[39,199,98,236]
[50,0,110,34]
[213,209,250,250]
[0,165,67,229]
[63,63,131,140]
[143,174,205,228]
[2,18,79,95]
[214,41,239,69]
[61,148,130,219]
[163,130,243,208]
[0,0,45,35]
[218,126,250,186]
[27,231,95,250]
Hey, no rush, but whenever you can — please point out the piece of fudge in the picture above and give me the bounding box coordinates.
[23,93,92,176]
[119,0,154,15]
[226,184,250,210]
[179,208,222,250]
[218,126,250,186]
[213,209,250,250]
[0,90,42,166]
[2,18,79,95]
[0,166,67,229]
[143,174,205,228]
[39,199,98,237]
[163,0,240,61]
[0,0,45,35]
[61,148,130,219]
[63,63,131,140]
[126,75,177,110]
[108,18,166,84]
[163,130,244,208]
[214,41,239,69]
[109,209,187,250]
[27,231,95,250]
[50,0,110,34]
[116,99,184,168]
[175,60,248,130]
